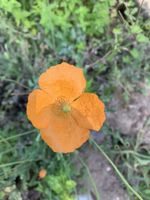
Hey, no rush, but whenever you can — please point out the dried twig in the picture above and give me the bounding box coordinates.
[86,50,112,69]
[136,0,145,22]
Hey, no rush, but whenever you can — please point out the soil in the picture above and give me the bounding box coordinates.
[79,147,129,200]
[107,83,150,147]
[137,0,150,16]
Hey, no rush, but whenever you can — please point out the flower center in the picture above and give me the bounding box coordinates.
[51,97,71,115]
[62,104,71,113]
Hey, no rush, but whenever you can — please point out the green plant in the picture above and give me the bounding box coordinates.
[37,173,76,200]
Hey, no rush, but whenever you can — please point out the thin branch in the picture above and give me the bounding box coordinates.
[136,0,145,22]
[86,50,112,69]
[0,130,36,143]
[2,78,30,90]
[76,153,100,200]
[11,92,29,96]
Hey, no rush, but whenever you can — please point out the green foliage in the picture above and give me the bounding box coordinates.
[0,127,76,199]
[130,24,149,43]
[0,0,113,36]
[0,0,30,28]
[37,173,76,200]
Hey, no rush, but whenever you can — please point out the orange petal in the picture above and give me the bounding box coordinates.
[40,109,89,153]
[35,89,52,113]
[72,93,106,131]
[38,62,86,102]
[26,89,51,129]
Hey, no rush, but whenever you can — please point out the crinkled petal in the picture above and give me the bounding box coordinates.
[38,62,86,102]
[26,89,52,129]
[72,93,106,131]
[40,109,89,153]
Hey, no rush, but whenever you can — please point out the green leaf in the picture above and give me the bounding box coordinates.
[131,25,142,34]
[136,34,149,43]
[130,48,139,59]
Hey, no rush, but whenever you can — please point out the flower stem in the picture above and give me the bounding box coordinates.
[91,138,143,200]
[77,154,100,200]
[0,159,37,168]
[0,130,36,143]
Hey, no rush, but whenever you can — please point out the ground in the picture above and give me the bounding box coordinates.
[108,83,150,147]
[80,149,129,200]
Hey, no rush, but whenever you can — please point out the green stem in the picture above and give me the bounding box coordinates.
[0,158,41,179]
[77,153,100,200]
[0,130,36,143]
[60,154,79,199]
[113,150,150,160]
[0,159,37,168]
[0,147,15,156]
[91,138,143,200]
[136,0,145,23]
[2,78,30,89]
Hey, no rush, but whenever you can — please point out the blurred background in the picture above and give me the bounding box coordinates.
[0,0,150,199]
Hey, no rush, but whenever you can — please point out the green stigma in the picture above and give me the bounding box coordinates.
[62,104,71,113]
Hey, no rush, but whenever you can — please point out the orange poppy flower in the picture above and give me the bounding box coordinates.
[39,169,47,179]
[26,62,106,153]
